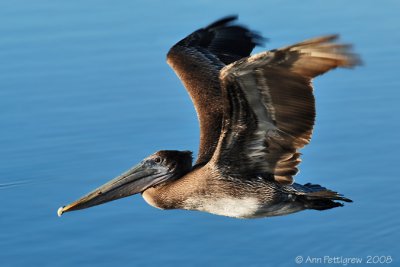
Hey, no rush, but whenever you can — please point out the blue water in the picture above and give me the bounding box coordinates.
[1,1,399,266]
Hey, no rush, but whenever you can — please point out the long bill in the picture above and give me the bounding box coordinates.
[58,161,171,216]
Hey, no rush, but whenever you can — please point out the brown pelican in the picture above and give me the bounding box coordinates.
[58,16,359,219]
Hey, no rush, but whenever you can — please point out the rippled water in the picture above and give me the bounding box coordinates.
[1,1,399,266]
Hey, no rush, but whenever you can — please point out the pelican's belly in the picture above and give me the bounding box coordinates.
[183,196,306,219]
[184,197,261,218]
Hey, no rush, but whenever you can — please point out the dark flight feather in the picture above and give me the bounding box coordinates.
[211,35,360,184]
[167,16,263,165]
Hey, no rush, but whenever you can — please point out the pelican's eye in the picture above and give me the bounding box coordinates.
[154,156,162,164]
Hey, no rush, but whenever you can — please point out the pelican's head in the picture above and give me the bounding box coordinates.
[58,150,193,216]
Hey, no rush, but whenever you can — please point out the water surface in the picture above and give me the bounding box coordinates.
[1,1,399,266]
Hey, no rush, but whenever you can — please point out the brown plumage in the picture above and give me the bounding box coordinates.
[214,34,360,184]
[59,16,359,219]
[167,16,263,165]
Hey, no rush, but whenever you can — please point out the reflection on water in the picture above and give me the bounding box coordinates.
[1,1,399,266]
[0,180,33,189]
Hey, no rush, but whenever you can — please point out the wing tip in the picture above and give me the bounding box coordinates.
[283,34,362,76]
[205,15,238,29]
[205,15,266,47]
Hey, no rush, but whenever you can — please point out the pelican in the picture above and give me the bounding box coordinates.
[58,16,359,219]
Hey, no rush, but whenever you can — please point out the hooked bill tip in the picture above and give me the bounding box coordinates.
[57,206,65,217]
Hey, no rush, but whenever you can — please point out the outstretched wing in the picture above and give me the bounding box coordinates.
[167,16,263,165]
[210,35,360,184]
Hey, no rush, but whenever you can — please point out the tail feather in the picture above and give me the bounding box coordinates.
[297,183,352,211]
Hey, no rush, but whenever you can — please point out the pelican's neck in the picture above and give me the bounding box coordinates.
[141,166,209,210]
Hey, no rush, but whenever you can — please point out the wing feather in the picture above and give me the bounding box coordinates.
[167,16,263,165]
[211,35,360,184]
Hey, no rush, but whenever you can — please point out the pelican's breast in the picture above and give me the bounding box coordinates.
[183,196,261,218]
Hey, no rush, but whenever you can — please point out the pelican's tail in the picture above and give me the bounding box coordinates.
[296,183,352,211]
